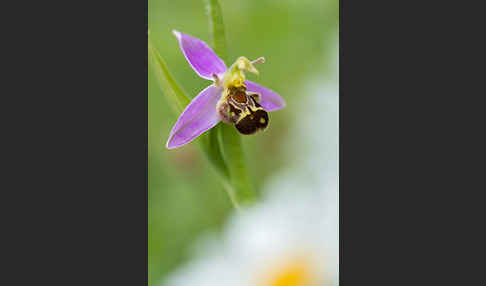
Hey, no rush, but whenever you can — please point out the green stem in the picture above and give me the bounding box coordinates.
[218,124,256,205]
[204,0,257,206]
[205,0,228,63]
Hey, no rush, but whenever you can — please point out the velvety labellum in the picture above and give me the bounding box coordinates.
[217,85,269,135]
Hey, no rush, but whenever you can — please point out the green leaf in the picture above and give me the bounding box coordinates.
[148,32,190,113]
[198,128,230,180]
[148,30,234,205]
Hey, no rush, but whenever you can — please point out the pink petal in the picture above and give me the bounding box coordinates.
[166,85,222,149]
[173,30,227,80]
[245,80,286,111]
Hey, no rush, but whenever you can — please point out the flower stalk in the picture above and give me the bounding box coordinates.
[204,0,257,205]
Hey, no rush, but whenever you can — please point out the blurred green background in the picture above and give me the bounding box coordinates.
[148,0,338,285]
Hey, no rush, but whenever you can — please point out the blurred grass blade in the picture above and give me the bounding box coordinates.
[205,0,257,205]
[148,32,190,113]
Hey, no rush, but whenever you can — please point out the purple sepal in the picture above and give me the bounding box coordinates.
[245,80,286,111]
[173,30,227,80]
[166,85,222,149]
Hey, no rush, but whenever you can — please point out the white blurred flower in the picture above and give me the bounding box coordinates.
[163,186,337,286]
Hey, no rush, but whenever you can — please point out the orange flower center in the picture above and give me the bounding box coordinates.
[261,259,315,286]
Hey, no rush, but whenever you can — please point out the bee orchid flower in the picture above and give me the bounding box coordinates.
[166,30,286,149]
